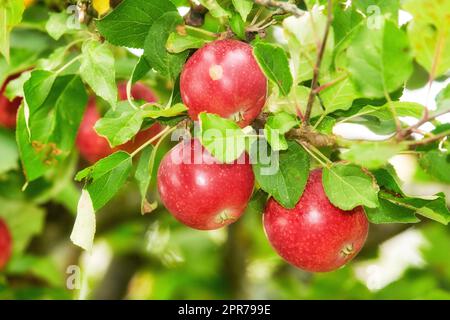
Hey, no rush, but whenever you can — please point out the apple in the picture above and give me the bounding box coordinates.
[0,219,12,270]
[76,82,162,163]
[263,169,369,272]
[157,138,255,230]
[0,74,23,129]
[180,39,267,127]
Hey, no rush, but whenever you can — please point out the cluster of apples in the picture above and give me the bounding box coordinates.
[0,40,369,273]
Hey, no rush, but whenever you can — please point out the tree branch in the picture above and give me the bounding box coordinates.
[253,0,305,17]
[400,109,450,139]
[407,129,450,147]
[303,0,333,125]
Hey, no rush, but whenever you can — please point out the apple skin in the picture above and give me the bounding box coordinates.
[263,169,369,272]
[157,138,255,230]
[0,219,12,270]
[180,39,267,127]
[0,74,23,129]
[76,82,162,163]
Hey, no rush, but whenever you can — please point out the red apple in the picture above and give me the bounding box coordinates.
[263,169,369,272]
[0,74,23,129]
[76,82,162,163]
[157,138,255,230]
[180,39,267,127]
[0,219,12,270]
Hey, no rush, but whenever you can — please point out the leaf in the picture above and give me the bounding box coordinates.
[372,165,404,195]
[6,255,62,287]
[345,102,424,135]
[0,0,24,61]
[4,71,30,100]
[380,191,450,225]
[143,103,187,119]
[365,198,420,224]
[166,32,208,54]
[131,56,151,84]
[80,40,117,109]
[435,84,450,115]
[75,151,132,211]
[266,85,322,118]
[341,141,407,169]
[253,42,292,97]
[96,0,177,48]
[230,13,246,40]
[403,0,450,77]
[45,12,69,40]
[19,73,87,181]
[320,75,357,113]
[322,163,379,210]
[0,128,18,174]
[347,20,413,98]
[354,0,399,22]
[70,189,96,251]
[198,112,247,163]
[144,12,189,81]
[23,70,56,111]
[0,200,45,255]
[419,150,450,184]
[95,101,145,147]
[135,145,154,214]
[283,7,334,83]
[252,140,310,209]
[232,0,253,22]
[264,112,299,151]
[198,0,230,18]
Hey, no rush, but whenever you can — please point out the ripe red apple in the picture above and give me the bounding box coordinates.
[157,138,255,230]
[263,169,369,272]
[0,219,12,270]
[180,39,267,127]
[0,74,23,129]
[76,82,162,163]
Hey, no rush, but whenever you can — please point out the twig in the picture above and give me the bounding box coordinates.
[400,109,450,138]
[303,0,333,125]
[253,0,305,17]
[407,129,450,147]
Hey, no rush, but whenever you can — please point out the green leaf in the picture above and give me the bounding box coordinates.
[380,191,450,225]
[80,40,117,109]
[230,13,246,40]
[4,71,30,100]
[320,75,357,113]
[144,12,189,81]
[435,84,450,115]
[267,85,322,118]
[75,151,132,211]
[372,165,404,195]
[252,140,310,209]
[198,0,230,18]
[0,128,18,174]
[403,0,450,77]
[96,0,177,48]
[131,57,152,84]
[354,0,399,22]
[345,102,424,135]
[0,0,24,61]
[198,112,247,163]
[6,255,62,286]
[19,73,87,181]
[95,101,145,147]
[322,163,379,210]
[143,103,187,119]
[253,42,292,97]
[70,189,96,251]
[419,150,450,184]
[0,199,45,254]
[341,141,407,169]
[264,112,299,151]
[232,0,253,21]
[45,12,68,40]
[166,32,208,54]
[347,20,413,98]
[365,198,420,224]
[135,145,156,214]
[283,7,334,83]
